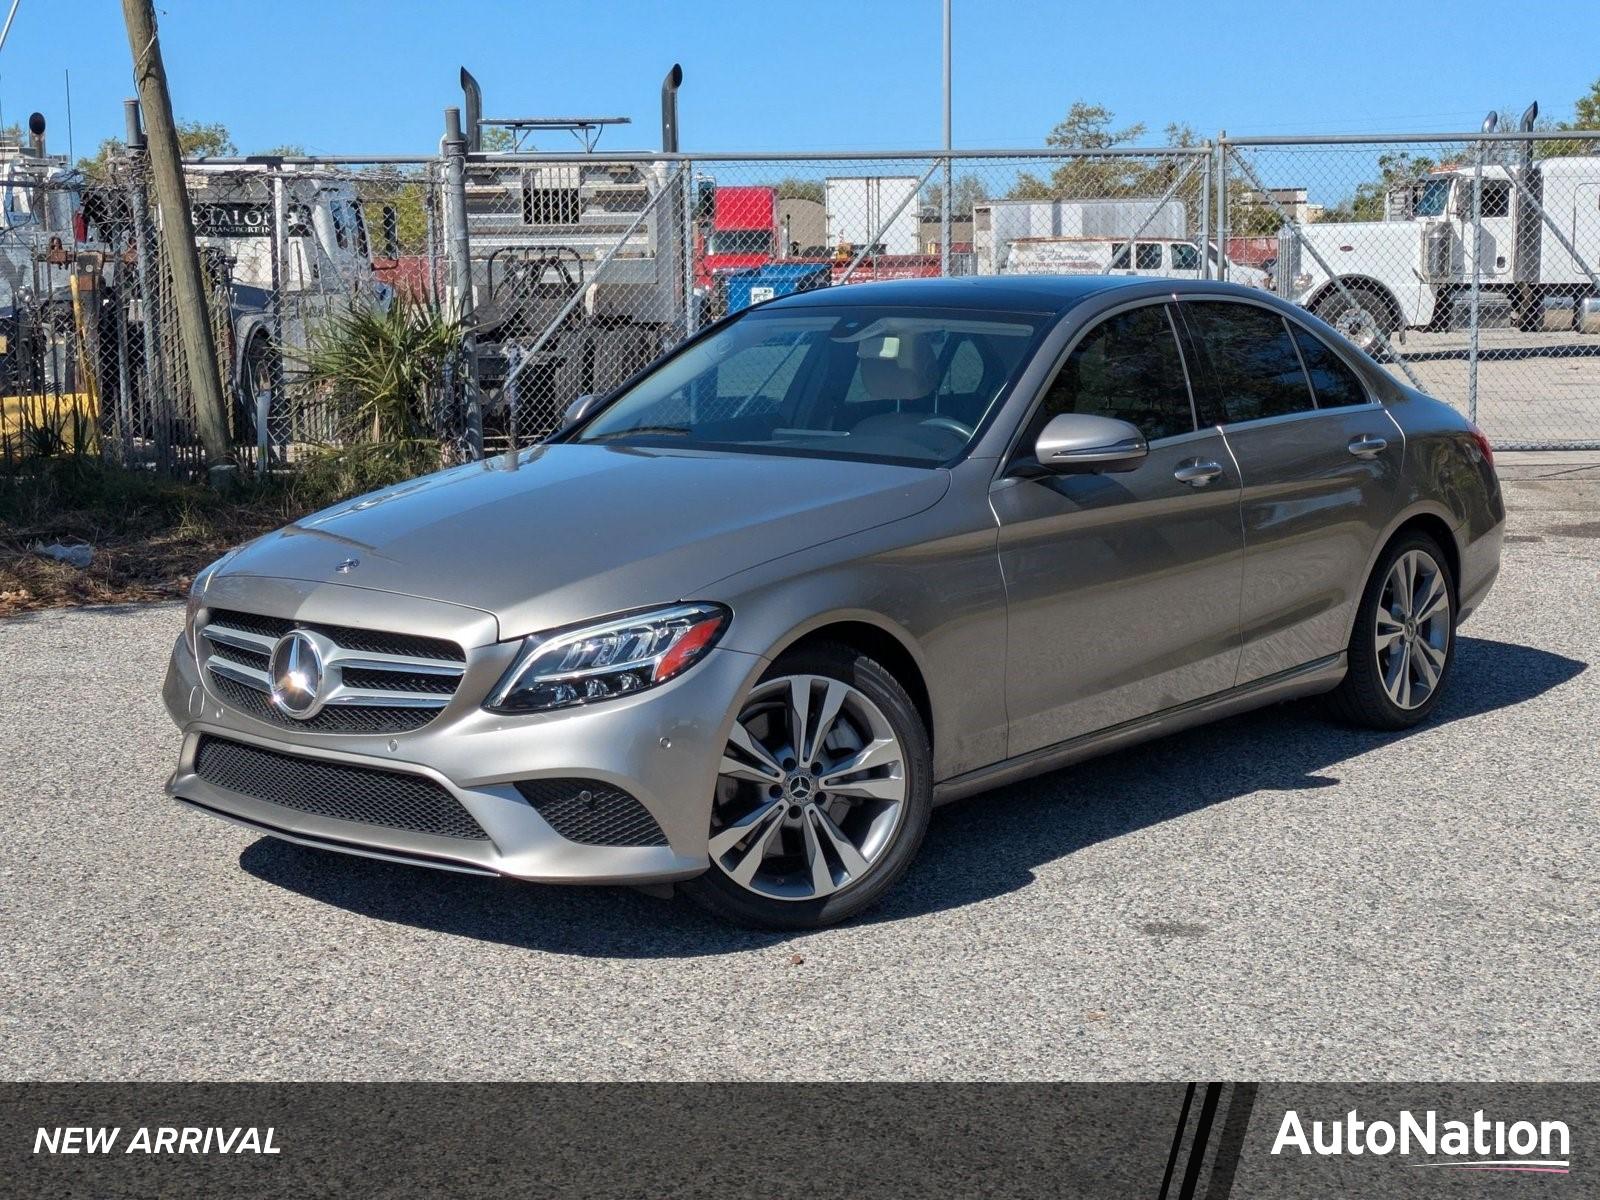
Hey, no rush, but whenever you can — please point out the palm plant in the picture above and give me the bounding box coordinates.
[299,294,465,476]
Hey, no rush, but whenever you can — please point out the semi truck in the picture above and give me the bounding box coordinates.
[454,67,691,434]
[696,184,778,289]
[1276,102,1600,349]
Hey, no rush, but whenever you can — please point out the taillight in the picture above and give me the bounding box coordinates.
[1468,421,1494,468]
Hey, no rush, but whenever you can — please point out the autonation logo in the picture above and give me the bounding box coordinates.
[1272,1109,1571,1174]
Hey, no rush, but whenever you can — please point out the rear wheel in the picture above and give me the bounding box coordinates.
[1327,533,1456,730]
[684,643,932,929]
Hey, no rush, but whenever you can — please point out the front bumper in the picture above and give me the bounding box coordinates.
[164,627,768,885]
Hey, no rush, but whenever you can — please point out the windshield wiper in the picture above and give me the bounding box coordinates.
[585,425,693,441]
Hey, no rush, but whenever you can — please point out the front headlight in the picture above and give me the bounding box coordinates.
[486,603,730,714]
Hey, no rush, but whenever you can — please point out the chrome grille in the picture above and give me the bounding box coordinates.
[200,608,466,735]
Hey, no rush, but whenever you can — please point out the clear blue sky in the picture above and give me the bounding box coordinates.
[3,0,1597,160]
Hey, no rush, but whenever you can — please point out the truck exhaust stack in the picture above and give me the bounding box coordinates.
[661,64,683,153]
[461,67,483,153]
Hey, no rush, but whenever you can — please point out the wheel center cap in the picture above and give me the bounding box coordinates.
[786,772,814,801]
[1404,617,1418,640]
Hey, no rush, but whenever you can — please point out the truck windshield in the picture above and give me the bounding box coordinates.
[1413,179,1452,217]
[574,305,1051,466]
[709,230,773,255]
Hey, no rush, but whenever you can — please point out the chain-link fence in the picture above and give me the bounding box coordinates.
[1,148,462,475]
[6,129,1599,475]
[1228,130,1600,450]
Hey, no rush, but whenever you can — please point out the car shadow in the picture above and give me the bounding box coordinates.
[238,635,1584,958]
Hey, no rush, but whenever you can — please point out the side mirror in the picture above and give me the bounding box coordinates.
[559,392,604,431]
[1030,413,1148,474]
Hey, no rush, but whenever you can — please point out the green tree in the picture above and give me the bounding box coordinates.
[772,177,825,204]
[177,121,236,158]
[1567,78,1600,129]
[1319,151,1442,223]
[77,119,236,180]
[1008,101,1156,200]
[921,173,989,219]
[480,126,516,152]
[255,143,306,157]
[77,135,126,180]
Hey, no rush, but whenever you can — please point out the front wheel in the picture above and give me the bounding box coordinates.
[1327,533,1456,730]
[1314,289,1397,355]
[684,643,932,929]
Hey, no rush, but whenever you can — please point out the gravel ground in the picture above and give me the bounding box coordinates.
[1,478,1595,1082]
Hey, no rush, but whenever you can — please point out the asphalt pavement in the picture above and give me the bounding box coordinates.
[2,478,1595,1081]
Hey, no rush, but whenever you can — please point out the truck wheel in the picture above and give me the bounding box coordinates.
[1314,289,1397,356]
[239,334,282,445]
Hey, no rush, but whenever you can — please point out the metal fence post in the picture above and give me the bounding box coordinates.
[122,102,170,473]
[1199,144,1212,280]
[442,107,482,460]
[682,158,697,338]
[1215,133,1229,281]
[940,0,951,277]
[1468,136,1485,425]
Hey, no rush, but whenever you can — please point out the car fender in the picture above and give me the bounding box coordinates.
[1343,496,1468,644]
[699,469,1010,781]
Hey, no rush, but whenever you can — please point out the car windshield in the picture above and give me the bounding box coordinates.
[574,305,1051,466]
[1413,179,1452,217]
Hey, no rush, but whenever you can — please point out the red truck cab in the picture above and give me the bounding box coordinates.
[697,185,778,290]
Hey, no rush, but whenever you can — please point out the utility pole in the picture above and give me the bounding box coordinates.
[120,0,231,468]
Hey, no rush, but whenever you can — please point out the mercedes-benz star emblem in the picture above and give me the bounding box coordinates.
[268,630,326,719]
[335,557,360,574]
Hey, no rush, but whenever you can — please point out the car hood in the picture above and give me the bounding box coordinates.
[219,443,949,639]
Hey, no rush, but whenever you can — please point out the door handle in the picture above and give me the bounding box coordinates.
[1348,434,1388,458]
[1173,459,1224,487]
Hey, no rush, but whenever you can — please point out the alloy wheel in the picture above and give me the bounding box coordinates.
[1374,548,1451,710]
[710,674,908,901]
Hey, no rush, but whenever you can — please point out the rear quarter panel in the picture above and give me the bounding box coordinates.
[1378,385,1505,622]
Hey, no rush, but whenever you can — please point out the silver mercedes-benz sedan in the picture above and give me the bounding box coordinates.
[164,276,1503,928]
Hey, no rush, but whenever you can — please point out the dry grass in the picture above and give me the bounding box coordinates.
[0,455,403,618]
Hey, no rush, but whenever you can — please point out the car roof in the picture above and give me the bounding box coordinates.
[764,274,1264,314]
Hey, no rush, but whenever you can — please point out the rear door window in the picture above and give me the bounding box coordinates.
[1135,243,1163,270]
[1027,303,1196,444]
[1183,301,1315,423]
[1291,327,1370,408]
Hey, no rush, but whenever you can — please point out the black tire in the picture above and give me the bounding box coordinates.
[1314,288,1398,356]
[684,642,933,930]
[236,333,281,445]
[1326,531,1457,730]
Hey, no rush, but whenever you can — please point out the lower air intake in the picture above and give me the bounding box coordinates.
[193,736,489,841]
[514,779,669,847]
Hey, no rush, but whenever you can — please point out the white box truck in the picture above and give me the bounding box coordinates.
[825,177,921,257]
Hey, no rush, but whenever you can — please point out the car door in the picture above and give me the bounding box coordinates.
[1177,298,1403,686]
[990,300,1245,758]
